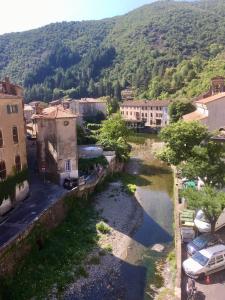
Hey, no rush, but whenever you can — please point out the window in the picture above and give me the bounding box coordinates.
[6,105,18,114]
[65,160,71,172]
[0,161,6,181]
[7,105,11,114]
[208,258,215,266]
[145,113,147,117]
[15,155,21,173]
[0,130,3,148]
[12,126,19,144]
[216,255,224,263]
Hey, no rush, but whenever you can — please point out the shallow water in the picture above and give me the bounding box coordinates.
[121,134,174,300]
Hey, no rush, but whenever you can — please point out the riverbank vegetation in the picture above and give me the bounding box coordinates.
[97,113,130,161]
[0,197,99,299]
[158,121,225,186]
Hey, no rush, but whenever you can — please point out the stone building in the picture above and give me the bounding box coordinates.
[0,78,29,215]
[183,92,225,131]
[24,104,35,123]
[62,98,107,124]
[33,105,78,185]
[120,100,170,128]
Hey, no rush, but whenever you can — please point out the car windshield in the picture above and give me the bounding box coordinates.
[195,210,210,223]
[192,252,209,266]
[193,236,208,248]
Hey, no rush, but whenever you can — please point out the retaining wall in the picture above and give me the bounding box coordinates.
[0,161,124,278]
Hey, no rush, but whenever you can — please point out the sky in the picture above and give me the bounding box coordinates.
[0,0,154,35]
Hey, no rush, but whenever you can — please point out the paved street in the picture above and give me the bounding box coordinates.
[0,140,67,249]
[0,171,66,248]
[182,228,225,300]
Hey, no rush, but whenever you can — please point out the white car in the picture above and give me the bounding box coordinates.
[183,244,225,279]
[194,210,211,233]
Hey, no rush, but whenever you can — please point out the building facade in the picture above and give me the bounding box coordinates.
[0,78,29,215]
[120,100,170,128]
[33,106,78,185]
[183,93,225,131]
[62,98,107,124]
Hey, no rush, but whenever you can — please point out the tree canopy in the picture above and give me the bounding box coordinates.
[182,186,225,233]
[97,113,130,161]
[158,121,209,165]
[1,1,225,101]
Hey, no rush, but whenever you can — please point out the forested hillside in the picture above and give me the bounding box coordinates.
[1,0,225,102]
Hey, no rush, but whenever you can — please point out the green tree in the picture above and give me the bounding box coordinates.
[182,186,225,233]
[181,141,225,186]
[158,121,209,165]
[168,100,195,123]
[97,113,130,161]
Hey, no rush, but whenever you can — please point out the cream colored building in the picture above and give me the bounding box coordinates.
[183,93,225,131]
[33,105,78,185]
[0,78,29,215]
[62,98,107,124]
[120,100,170,128]
[24,104,35,123]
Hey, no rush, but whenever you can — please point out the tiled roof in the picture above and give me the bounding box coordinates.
[33,105,76,119]
[120,100,170,107]
[183,110,207,122]
[195,92,225,104]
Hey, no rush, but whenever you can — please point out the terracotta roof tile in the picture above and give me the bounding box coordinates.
[120,100,170,107]
[196,92,225,104]
[183,110,207,122]
[33,105,76,119]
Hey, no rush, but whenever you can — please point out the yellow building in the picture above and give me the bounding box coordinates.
[0,78,29,215]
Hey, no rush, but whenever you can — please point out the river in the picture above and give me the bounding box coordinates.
[121,133,174,300]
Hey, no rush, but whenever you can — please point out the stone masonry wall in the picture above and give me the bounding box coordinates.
[0,160,124,277]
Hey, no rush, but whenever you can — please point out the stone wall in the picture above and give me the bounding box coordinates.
[0,160,124,277]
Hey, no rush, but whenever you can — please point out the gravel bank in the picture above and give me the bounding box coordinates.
[63,181,143,300]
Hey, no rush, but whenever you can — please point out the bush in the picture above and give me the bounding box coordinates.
[96,221,111,234]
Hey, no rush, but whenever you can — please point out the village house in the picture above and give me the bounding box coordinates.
[33,105,78,185]
[0,78,29,215]
[121,87,135,101]
[183,93,225,131]
[120,100,170,129]
[24,104,35,123]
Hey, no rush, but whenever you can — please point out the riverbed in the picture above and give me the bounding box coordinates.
[64,134,174,300]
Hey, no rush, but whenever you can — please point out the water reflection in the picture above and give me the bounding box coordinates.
[122,134,174,300]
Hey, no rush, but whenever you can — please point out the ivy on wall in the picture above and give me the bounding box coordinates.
[0,168,28,205]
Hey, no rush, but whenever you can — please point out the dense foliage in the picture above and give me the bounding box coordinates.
[159,121,225,186]
[97,113,130,161]
[1,0,225,101]
[182,186,225,233]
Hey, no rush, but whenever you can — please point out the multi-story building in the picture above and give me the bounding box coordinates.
[120,100,170,128]
[33,105,78,185]
[0,78,29,215]
[183,93,225,131]
[62,98,107,124]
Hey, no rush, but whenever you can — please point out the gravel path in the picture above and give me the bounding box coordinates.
[63,181,143,300]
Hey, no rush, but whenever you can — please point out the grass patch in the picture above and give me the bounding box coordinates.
[103,244,113,252]
[0,197,98,300]
[96,221,110,234]
[167,250,176,282]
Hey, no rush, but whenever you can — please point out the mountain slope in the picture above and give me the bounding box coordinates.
[1,0,225,101]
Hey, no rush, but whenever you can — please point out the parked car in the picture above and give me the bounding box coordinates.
[187,234,219,256]
[194,210,211,233]
[183,244,225,279]
[194,209,225,233]
[63,178,78,190]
